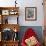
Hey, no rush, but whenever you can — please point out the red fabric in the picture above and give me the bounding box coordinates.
[21,28,41,46]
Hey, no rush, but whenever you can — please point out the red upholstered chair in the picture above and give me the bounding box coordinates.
[21,28,41,46]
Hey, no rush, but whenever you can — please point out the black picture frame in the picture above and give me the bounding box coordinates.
[25,7,37,21]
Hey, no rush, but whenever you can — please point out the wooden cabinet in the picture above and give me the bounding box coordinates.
[2,41,19,46]
[0,7,19,46]
[0,7,19,24]
[0,41,19,46]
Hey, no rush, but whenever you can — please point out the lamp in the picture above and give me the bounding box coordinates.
[14,28,17,32]
[15,0,17,7]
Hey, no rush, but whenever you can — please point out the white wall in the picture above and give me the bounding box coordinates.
[0,0,44,26]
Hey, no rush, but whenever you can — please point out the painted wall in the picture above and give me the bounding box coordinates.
[0,0,44,26]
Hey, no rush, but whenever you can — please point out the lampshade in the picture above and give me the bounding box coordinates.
[13,28,17,32]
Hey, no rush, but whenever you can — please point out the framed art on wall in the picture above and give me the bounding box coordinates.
[25,7,37,21]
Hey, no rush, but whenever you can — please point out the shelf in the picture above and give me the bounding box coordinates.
[2,41,19,46]
[0,7,19,16]
[2,40,19,43]
[0,7,20,46]
[1,15,18,24]
[0,7,19,24]
[0,24,20,32]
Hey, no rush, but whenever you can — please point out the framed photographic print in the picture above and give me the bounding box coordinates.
[25,7,37,21]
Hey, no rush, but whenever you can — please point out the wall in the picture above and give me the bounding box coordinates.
[0,0,44,26]
[18,0,44,26]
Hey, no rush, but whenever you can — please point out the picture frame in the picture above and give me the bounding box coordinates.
[25,7,37,21]
[2,10,9,15]
[9,10,18,15]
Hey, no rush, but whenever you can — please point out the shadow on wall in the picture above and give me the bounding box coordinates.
[18,26,44,45]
